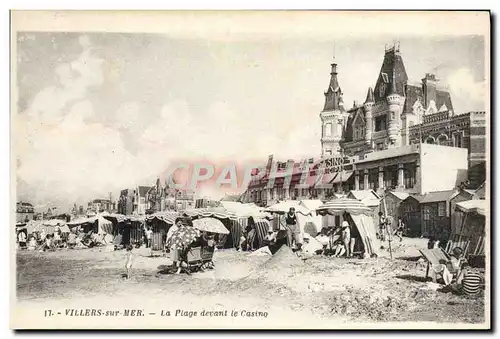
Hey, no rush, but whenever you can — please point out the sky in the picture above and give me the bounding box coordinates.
[14,30,486,211]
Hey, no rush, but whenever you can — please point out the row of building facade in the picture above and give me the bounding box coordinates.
[241,43,487,238]
[116,180,196,216]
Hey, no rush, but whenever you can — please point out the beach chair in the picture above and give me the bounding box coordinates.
[419,248,451,281]
[445,239,470,256]
[473,236,485,256]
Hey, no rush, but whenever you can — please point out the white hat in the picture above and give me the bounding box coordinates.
[342,221,349,227]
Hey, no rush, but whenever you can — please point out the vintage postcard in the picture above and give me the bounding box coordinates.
[10,10,490,330]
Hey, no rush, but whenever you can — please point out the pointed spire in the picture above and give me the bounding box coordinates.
[364,87,374,104]
[323,62,344,112]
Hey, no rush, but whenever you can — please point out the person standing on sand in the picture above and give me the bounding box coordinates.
[17,231,27,249]
[146,226,153,248]
[285,207,302,251]
[167,218,184,274]
[124,245,134,279]
[394,218,405,242]
[341,221,351,257]
[378,212,387,241]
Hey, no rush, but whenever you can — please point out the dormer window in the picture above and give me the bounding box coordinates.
[381,72,389,83]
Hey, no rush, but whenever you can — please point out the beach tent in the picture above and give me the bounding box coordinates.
[452,200,486,255]
[22,220,41,234]
[67,216,112,234]
[95,216,113,234]
[298,199,324,237]
[316,198,379,257]
[26,219,68,235]
[182,208,243,249]
[219,201,269,218]
[247,216,272,249]
[298,199,324,212]
[145,211,179,250]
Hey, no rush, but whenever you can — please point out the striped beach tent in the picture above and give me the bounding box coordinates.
[316,198,379,257]
[316,198,372,215]
[145,211,179,251]
[247,216,271,249]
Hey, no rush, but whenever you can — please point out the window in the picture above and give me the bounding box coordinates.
[337,121,344,135]
[438,202,446,217]
[374,115,387,132]
[325,123,332,137]
[425,137,435,144]
[453,132,463,148]
[437,135,448,146]
[325,149,332,156]
[423,206,431,220]
[381,72,389,83]
[354,125,365,140]
[404,169,415,189]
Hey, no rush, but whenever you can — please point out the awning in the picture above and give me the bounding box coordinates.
[330,171,354,184]
[455,200,486,216]
[145,211,179,225]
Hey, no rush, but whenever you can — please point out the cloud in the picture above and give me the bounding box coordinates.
[114,101,142,131]
[445,68,486,112]
[15,35,141,209]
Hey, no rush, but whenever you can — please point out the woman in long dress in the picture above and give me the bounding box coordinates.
[167,218,183,274]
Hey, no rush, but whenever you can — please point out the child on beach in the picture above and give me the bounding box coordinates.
[124,245,133,279]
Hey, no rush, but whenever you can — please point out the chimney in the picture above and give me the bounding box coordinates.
[422,73,438,108]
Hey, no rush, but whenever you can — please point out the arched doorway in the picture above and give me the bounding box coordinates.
[425,136,435,144]
[437,134,449,146]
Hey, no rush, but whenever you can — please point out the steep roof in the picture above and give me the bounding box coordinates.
[374,47,408,102]
[344,107,363,142]
[364,87,374,104]
[387,191,410,201]
[403,194,425,203]
[348,190,380,201]
[420,190,458,204]
[323,63,345,112]
[403,84,423,113]
[436,90,454,113]
[138,186,151,198]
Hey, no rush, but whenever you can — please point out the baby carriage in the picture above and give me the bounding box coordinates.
[185,243,215,272]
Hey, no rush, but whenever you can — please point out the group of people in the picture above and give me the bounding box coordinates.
[428,246,484,296]
[17,227,67,251]
[377,212,405,242]
[16,226,105,252]
[124,216,217,278]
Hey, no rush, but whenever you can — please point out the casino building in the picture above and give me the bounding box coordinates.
[243,43,486,206]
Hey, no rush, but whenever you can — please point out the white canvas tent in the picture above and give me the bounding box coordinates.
[316,199,379,257]
[297,199,324,237]
[67,215,112,235]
